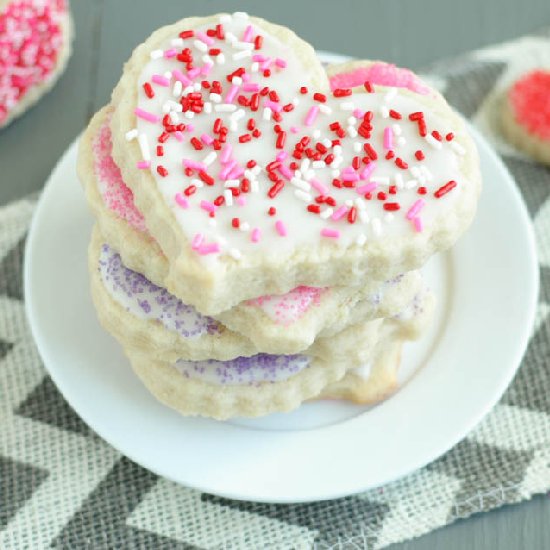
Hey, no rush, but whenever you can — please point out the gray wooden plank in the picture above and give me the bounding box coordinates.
[0,0,103,205]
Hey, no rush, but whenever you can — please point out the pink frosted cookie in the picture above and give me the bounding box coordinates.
[501,69,550,165]
[0,0,72,128]
[80,106,423,353]
[105,12,481,315]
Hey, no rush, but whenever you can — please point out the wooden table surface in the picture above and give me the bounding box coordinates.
[1,1,549,548]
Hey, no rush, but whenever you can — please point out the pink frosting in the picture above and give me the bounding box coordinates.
[329,62,430,95]
[92,118,147,233]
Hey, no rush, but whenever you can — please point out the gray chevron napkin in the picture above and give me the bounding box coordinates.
[1,29,550,550]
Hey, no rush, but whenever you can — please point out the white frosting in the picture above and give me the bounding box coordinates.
[352,362,372,381]
[134,13,467,265]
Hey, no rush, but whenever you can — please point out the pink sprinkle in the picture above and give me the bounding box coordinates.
[275,58,287,68]
[196,31,214,46]
[201,62,213,76]
[305,106,320,126]
[260,58,273,70]
[186,124,195,132]
[265,100,282,113]
[237,196,247,206]
[228,165,245,180]
[201,133,214,145]
[275,220,287,236]
[225,84,240,104]
[197,243,221,255]
[251,228,261,242]
[137,160,151,169]
[406,199,426,220]
[276,151,288,161]
[183,159,206,170]
[164,49,177,58]
[175,193,189,209]
[290,126,299,134]
[191,233,204,250]
[331,206,349,221]
[134,108,159,123]
[342,171,360,182]
[321,228,340,239]
[413,217,423,232]
[252,54,267,62]
[152,74,170,87]
[383,127,394,150]
[310,178,329,195]
[357,182,378,194]
[174,131,184,142]
[278,164,293,180]
[360,162,377,180]
[353,109,365,119]
[242,73,251,83]
[220,160,236,180]
[243,24,254,42]
[243,83,260,92]
[188,67,201,79]
[172,69,192,85]
[200,200,217,213]
[220,144,233,164]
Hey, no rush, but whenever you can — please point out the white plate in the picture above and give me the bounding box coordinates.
[25,112,538,503]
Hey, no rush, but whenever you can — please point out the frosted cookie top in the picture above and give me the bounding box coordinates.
[125,12,472,265]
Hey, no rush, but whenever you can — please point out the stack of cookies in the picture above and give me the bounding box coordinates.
[78,12,481,419]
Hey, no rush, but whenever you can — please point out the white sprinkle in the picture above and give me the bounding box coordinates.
[355,198,367,210]
[332,158,343,169]
[451,141,466,155]
[395,173,405,189]
[209,93,222,103]
[262,107,272,121]
[125,129,138,141]
[169,111,179,124]
[359,210,370,224]
[191,179,204,188]
[150,49,163,59]
[232,76,243,86]
[161,102,171,114]
[356,233,367,246]
[240,222,250,232]
[138,134,150,161]
[220,14,232,23]
[164,71,172,80]
[231,109,245,121]
[225,32,238,44]
[229,121,238,132]
[291,177,311,191]
[331,169,341,178]
[251,165,261,176]
[385,213,395,223]
[208,218,217,227]
[173,80,183,97]
[312,160,326,169]
[233,11,249,19]
[345,199,354,207]
[319,104,333,115]
[224,189,233,206]
[251,61,259,72]
[217,53,226,65]
[333,145,343,156]
[224,180,240,188]
[234,41,254,51]
[420,165,433,181]
[392,123,402,135]
[215,104,237,112]
[304,169,315,180]
[203,152,217,166]
[292,97,300,106]
[347,116,358,126]
[312,129,321,139]
[204,102,212,114]
[202,55,213,65]
[184,111,195,119]
[183,85,194,95]
[193,82,201,91]
[293,169,302,178]
[322,138,332,148]
[398,136,406,146]
[171,37,184,47]
[384,87,398,102]
[320,207,334,219]
[426,134,443,150]
[406,179,418,189]
[193,39,207,52]
[372,218,382,235]
[371,176,390,185]
[229,248,241,260]
[233,49,252,61]
[353,142,362,153]
[340,101,355,111]
[300,159,310,172]
[251,180,259,193]
[410,166,422,178]
[295,190,312,202]
[380,106,390,118]
[348,126,358,138]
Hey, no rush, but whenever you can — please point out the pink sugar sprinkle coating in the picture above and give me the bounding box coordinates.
[92,119,147,233]
[247,286,327,325]
[329,62,430,95]
[0,0,66,124]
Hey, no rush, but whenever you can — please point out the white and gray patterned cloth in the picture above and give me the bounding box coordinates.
[1,29,550,550]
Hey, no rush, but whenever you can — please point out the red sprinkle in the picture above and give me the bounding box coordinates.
[254,35,263,50]
[184,185,196,196]
[395,158,408,170]
[300,86,308,94]
[156,145,164,156]
[415,150,425,161]
[268,180,285,198]
[179,30,194,39]
[333,88,352,97]
[199,171,214,186]
[157,166,168,177]
[434,180,457,198]
[239,134,252,143]
[389,109,402,120]
[418,186,427,195]
[307,204,321,214]
[232,217,240,228]
[446,132,455,141]
[383,202,401,211]
[143,82,155,98]
[431,130,442,141]
[364,81,374,93]
[190,137,203,150]
[347,207,357,224]
[364,143,378,160]
[268,206,276,216]
[313,92,327,103]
